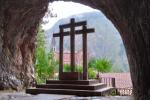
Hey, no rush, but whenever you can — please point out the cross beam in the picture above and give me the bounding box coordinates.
[59,21,86,28]
[53,28,94,37]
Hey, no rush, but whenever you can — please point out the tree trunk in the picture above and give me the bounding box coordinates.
[65,0,150,99]
[0,0,49,90]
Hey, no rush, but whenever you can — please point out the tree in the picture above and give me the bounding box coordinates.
[35,26,58,83]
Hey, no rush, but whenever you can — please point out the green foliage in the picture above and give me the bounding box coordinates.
[63,64,83,73]
[63,58,112,79]
[35,26,58,83]
[110,89,117,96]
[88,58,97,69]
[63,64,96,79]
[88,68,96,79]
[95,58,112,73]
[75,65,83,73]
[63,64,71,72]
[88,58,112,73]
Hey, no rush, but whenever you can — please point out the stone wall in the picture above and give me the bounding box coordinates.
[0,0,49,90]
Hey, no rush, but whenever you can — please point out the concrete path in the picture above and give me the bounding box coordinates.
[0,92,133,100]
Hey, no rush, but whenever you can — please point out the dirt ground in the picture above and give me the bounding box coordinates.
[0,92,133,100]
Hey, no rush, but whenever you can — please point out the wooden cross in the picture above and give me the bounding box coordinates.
[53,18,94,80]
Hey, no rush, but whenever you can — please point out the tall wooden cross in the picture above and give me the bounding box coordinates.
[53,18,94,80]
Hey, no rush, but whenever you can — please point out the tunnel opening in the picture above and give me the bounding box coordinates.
[1,0,150,99]
[34,1,132,96]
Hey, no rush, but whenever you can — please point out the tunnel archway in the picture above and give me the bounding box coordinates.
[44,1,129,73]
[0,0,150,100]
[41,2,131,94]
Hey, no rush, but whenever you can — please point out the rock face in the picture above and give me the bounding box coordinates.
[0,0,49,90]
[64,0,150,100]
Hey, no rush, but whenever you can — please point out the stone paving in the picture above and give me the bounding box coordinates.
[0,92,133,100]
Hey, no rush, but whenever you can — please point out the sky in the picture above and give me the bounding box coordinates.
[42,1,98,30]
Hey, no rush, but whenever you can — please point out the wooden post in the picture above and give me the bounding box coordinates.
[112,78,116,87]
[70,18,75,72]
[83,25,88,80]
[59,26,64,80]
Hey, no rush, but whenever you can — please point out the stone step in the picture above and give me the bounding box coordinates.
[96,87,115,96]
[46,80,99,85]
[36,83,106,90]
[26,87,114,96]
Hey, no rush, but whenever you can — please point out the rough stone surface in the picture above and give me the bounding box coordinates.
[0,0,49,90]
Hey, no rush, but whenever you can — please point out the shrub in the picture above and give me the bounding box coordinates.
[88,68,96,79]
[88,58,112,74]
[63,64,83,73]
[95,58,112,73]
[63,64,71,72]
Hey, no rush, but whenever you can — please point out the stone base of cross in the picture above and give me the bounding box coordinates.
[53,18,94,80]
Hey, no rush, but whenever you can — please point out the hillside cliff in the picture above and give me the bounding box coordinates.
[45,11,129,72]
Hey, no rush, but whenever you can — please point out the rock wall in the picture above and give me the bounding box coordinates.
[0,0,49,90]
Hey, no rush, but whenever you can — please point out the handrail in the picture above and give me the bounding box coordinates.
[98,77,116,87]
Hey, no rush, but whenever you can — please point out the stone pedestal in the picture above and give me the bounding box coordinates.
[60,72,83,80]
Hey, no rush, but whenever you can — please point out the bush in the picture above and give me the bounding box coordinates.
[63,64,71,72]
[63,64,83,73]
[95,58,112,73]
[88,58,112,74]
[63,64,96,79]
[75,65,83,73]
[88,58,97,69]
[88,68,96,79]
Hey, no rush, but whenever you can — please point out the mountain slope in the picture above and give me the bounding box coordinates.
[44,11,129,72]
